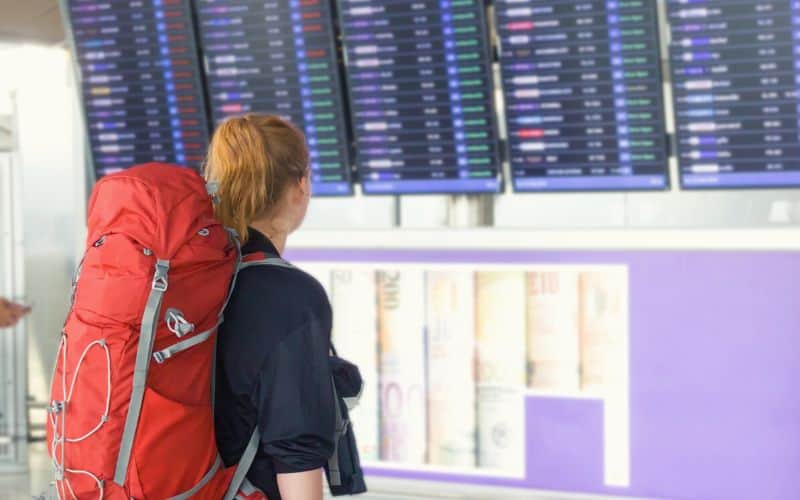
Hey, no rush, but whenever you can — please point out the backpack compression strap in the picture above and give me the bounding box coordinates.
[114,259,170,485]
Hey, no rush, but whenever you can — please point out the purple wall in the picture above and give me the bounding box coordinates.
[288,248,800,500]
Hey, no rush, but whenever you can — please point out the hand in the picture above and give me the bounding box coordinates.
[0,298,30,328]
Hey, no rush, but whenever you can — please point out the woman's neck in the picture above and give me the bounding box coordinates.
[250,219,289,254]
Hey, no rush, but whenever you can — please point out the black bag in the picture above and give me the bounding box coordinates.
[326,349,368,496]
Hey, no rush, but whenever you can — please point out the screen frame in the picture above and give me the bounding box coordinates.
[496,0,672,194]
[192,0,356,197]
[62,0,213,188]
[666,0,800,192]
[336,0,506,196]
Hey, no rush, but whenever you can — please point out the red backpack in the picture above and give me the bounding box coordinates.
[46,163,257,499]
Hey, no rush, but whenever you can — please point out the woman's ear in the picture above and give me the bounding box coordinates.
[298,173,312,198]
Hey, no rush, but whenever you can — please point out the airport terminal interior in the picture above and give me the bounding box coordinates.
[1,0,800,499]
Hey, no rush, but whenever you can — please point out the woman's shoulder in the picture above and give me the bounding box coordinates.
[221,262,331,356]
[231,262,330,326]
[237,261,326,299]
[292,267,329,302]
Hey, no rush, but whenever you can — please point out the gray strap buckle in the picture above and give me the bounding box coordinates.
[152,260,170,292]
[165,308,194,338]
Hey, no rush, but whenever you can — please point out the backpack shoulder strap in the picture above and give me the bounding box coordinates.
[239,252,295,272]
[223,428,260,500]
[223,253,293,499]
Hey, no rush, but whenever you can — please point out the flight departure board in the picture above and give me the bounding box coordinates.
[194,0,354,196]
[338,0,502,194]
[66,0,210,179]
[496,0,669,192]
[669,0,800,189]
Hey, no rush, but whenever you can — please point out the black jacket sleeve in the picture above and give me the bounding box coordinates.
[254,313,336,473]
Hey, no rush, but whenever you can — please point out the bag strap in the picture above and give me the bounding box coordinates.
[152,321,219,364]
[214,228,241,416]
[114,259,170,485]
[167,454,224,500]
[223,428,261,500]
[238,252,296,272]
[223,253,286,500]
[225,256,346,492]
[223,380,346,497]
[328,376,348,487]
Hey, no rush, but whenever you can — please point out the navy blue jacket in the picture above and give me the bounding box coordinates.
[215,228,336,499]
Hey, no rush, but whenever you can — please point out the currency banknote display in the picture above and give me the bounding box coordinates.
[331,270,380,461]
[475,272,526,472]
[426,271,477,467]
[377,270,428,464]
[526,271,581,391]
[296,263,628,475]
[579,270,628,393]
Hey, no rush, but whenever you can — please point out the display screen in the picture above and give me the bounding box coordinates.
[66,0,210,179]
[669,0,800,189]
[338,0,502,194]
[194,0,354,196]
[497,0,669,191]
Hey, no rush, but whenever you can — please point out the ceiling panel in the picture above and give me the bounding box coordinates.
[0,0,64,45]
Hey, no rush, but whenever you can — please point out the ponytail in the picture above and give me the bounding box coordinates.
[204,114,309,242]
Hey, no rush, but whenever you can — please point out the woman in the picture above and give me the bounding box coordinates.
[207,114,336,500]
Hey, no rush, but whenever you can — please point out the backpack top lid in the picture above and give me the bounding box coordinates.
[86,163,217,259]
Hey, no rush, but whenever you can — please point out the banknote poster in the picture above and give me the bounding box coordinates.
[377,270,427,464]
[579,270,627,393]
[316,261,628,479]
[476,385,525,473]
[426,271,477,467]
[579,269,629,486]
[475,272,526,472]
[526,271,581,391]
[331,270,380,461]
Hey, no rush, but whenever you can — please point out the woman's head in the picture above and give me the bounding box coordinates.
[204,114,311,241]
